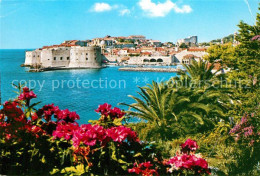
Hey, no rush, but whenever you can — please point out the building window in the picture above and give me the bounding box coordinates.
[60,57,63,60]
[67,57,70,60]
[86,58,88,60]
[54,57,56,60]
[86,53,88,55]
[95,57,97,60]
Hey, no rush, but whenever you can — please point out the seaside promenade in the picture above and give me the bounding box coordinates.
[119,67,185,72]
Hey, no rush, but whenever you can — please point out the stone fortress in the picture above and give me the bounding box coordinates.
[24,35,210,71]
[24,41,102,70]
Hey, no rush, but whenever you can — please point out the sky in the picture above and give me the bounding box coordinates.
[0,0,259,49]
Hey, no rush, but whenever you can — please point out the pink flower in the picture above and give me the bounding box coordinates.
[181,139,199,153]
[95,103,125,120]
[53,122,79,140]
[72,124,107,147]
[167,154,210,174]
[194,157,208,169]
[18,87,37,101]
[37,104,60,122]
[106,126,139,143]
[95,103,112,116]
[56,109,80,123]
[110,107,125,119]
[251,35,260,41]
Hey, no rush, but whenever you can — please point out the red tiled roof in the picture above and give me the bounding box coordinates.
[188,47,207,52]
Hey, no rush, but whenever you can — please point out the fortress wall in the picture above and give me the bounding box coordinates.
[69,46,102,68]
[24,46,102,69]
[51,47,70,67]
[25,50,41,66]
[41,49,53,67]
[25,51,34,66]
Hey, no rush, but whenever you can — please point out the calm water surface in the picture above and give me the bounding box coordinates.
[0,49,177,124]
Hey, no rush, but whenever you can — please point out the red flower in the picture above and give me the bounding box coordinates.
[72,124,107,147]
[110,107,125,119]
[56,109,80,123]
[18,87,37,101]
[95,103,125,120]
[31,112,38,121]
[38,104,60,122]
[106,126,139,143]
[128,162,158,176]
[53,122,79,140]
[167,154,210,174]
[180,138,199,153]
[3,101,24,119]
[25,125,45,138]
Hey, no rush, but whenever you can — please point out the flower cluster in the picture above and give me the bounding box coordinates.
[72,124,107,146]
[56,109,80,123]
[180,138,199,153]
[106,126,139,143]
[18,87,36,101]
[53,122,79,140]
[166,139,210,175]
[37,103,60,122]
[95,103,125,121]
[167,154,210,174]
[36,104,80,123]
[128,161,159,176]
[251,35,260,41]
[229,114,259,144]
[3,101,24,120]
[53,124,139,147]
[0,88,156,176]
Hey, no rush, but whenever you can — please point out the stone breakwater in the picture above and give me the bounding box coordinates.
[119,67,185,73]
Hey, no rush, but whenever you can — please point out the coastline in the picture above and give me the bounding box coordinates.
[118,67,185,73]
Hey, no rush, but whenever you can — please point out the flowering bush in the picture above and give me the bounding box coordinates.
[0,86,161,175]
[0,85,211,175]
[128,161,159,176]
[165,139,210,175]
[229,113,260,145]
[180,138,199,154]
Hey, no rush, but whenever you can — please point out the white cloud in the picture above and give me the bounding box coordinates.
[120,9,131,16]
[93,3,112,12]
[172,4,192,13]
[138,0,192,17]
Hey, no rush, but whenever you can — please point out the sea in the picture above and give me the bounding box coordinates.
[0,49,178,124]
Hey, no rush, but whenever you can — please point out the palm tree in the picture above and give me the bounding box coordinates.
[121,60,230,142]
[121,80,229,141]
[182,59,220,86]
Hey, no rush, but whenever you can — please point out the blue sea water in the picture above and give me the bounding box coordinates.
[0,49,177,124]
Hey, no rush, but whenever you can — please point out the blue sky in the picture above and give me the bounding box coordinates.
[0,0,259,49]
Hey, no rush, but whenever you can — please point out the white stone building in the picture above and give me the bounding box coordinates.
[174,48,207,64]
[24,46,102,69]
[177,36,198,46]
[127,56,174,65]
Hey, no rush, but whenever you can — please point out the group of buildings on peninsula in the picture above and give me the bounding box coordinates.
[24,35,208,71]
